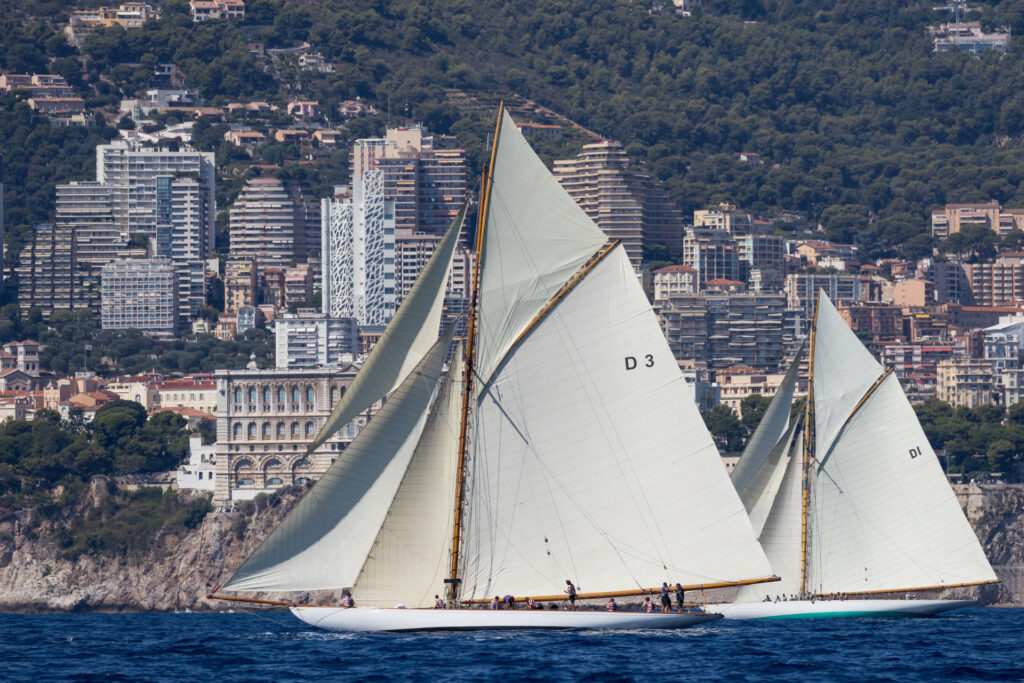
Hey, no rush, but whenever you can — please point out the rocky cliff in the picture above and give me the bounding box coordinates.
[0,481,338,612]
[1,482,1022,612]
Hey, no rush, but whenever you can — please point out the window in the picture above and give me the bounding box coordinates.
[291,422,299,437]
[235,459,253,469]
[233,423,242,439]
[306,386,315,405]
[262,422,271,438]
[237,477,255,486]
[330,387,337,404]
[278,387,286,403]
[295,477,310,485]
[248,387,257,403]
[247,423,256,440]
[234,387,242,404]
[292,387,300,404]
[263,387,271,404]
[276,422,285,438]
[294,458,312,468]
[305,421,314,436]
[267,477,283,486]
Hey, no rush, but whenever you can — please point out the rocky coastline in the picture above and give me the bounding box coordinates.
[1,482,1022,613]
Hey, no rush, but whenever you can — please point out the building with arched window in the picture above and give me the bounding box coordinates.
[214,365,364,503]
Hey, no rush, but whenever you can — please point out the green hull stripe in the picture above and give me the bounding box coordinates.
[757,611,925,620]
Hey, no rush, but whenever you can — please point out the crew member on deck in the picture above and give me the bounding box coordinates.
[606,598,617,612]
[675,583,686,612]
[565,580,577,610]
[660,583,671,613]
[644,597,655,613]
[341,589,355,608]
[434,595,445,609]
[490,596,500,610]
[504,594,515,610]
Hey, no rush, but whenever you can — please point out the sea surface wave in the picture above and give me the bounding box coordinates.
[2,607,1022,682]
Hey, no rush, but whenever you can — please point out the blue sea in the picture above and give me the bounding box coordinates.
[2,608,1022,682]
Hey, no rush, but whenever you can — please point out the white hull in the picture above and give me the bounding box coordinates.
[291,606,722,632]
[705,599,978,620]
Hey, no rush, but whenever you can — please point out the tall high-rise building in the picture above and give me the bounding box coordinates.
[16,224,98,316]
[56,181,120,267]
[101,258,177,336]
[350,127,468,237]
[97,138,216,247]
[683,228,740,285]
[228,176,320,272]
[321,170,396,326]
[553,140,685,266]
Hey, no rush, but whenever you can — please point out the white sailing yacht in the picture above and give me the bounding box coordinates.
[707,290,998,620]
[210,106,778,632]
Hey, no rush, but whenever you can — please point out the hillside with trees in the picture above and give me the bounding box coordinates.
[4,0,1024,264]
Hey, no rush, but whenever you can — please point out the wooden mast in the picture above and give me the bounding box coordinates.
[800,290,819,596]
[447,103,503,606]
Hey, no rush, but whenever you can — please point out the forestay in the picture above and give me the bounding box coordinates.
[308,204,465,453]
[223,328,455,592]
[460,245,771,600]
[735,429,806,602]
[474,109,608,384]
[812,291,884,458]
[352,352,463,608]
[806,372,997,594]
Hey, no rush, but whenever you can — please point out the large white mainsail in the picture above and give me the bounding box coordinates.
[307,204,466,453]
[223,327,455,592]
[811,292,883,458]
[460,245,773,600]
[807,372,997,593]
[352,351,463,608]
[474,110,609,384]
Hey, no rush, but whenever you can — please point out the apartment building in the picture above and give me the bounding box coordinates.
[936,358,997,407]
[100,259,178,336]
[553,140,685,265]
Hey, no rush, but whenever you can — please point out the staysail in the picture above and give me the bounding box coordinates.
[223,327,455,592]
[807,372,998,594]
[352,351,464,608]
[307,203,466,453]
[740,417,800,537]
[474,109,609,384]
[731,345,803,495]
[735,424,806,601]
[459,245,772,600]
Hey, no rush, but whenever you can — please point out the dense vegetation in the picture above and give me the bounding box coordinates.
[5,0,1024,266]
[0,306,274,375]
[0,400,194,507]
[58,486,211,561]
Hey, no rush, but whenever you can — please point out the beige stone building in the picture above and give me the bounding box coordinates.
[936,358,997,407]
[157,375,218,414]
[213,365,362,503]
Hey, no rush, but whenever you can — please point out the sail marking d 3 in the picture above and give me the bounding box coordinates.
[307,203,466,454]
[460,245,772,600]
[223,326,455,592]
